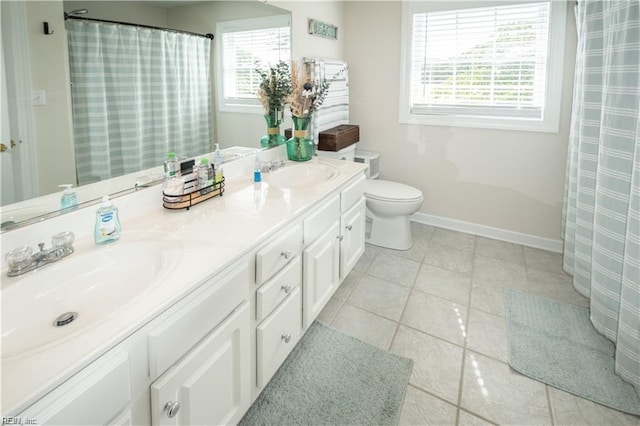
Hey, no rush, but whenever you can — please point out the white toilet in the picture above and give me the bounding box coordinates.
[317,146,424,250]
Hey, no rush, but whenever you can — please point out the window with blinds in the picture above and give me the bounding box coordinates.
[399,1,566,132]
[216,15,291,111]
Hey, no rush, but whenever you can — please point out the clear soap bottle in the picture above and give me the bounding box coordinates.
[94,195,121,245]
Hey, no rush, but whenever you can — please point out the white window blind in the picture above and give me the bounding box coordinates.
[410,2,551,120]
[218,15,291,109]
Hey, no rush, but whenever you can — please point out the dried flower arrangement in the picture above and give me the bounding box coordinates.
[255,61,292,117]
[287,60,346,118]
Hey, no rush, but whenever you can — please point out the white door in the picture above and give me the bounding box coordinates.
[150,302,250,426]
[340,197,366,279]
[303,221,340,328]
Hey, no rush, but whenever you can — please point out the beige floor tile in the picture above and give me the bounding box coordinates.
[331,303,397,350]
[465,309,509,363]
[414,264,472,306]
[398,385,457,426]
[390,325,464,404]
[475,237,524,266]
[548,386,640,426]
[424,243,475,274]
[353,244,381,272]
[457,409,496,425]
[473,255,528,290]
[470,279,506,317]
[411,222,436,241]
[316,298,342,325]
[366,252,421,287]
[347,274,410,321]
[526,268,590,308]
[333,269,363,301]
[402,291,468,346]
[431,228,477,252]
[379,236,429,263]
[460,352,552,425]
[524,247,565,274]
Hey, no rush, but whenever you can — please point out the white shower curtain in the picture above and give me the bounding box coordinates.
[66,20,212,185]
[562,0,639,391]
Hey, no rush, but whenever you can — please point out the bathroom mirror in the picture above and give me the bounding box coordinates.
[0,0,291,231]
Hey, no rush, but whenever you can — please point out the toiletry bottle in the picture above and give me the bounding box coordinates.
[197,158,214,195]
[94,195,121,245]
[213,143,224,184]
[164,151,178,179]
[59,184,78,210]
[253,153,262,183]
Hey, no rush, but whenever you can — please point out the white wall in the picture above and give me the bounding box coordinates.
[26,1,76,197]
[343,1,577,241]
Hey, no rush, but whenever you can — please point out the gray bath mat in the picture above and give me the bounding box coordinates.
[239,321,413,425]
[504,288,640,415]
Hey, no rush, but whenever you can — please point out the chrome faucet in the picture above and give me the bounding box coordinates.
[5,231,75,277]
[261,158,286,173]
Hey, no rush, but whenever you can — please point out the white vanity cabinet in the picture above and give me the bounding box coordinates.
[302,175,366,329]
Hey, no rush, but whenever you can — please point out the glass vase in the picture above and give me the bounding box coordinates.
[286,116,314,162]
[260,112,285,148]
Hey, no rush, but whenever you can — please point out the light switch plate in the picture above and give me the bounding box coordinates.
[31,90,46,106]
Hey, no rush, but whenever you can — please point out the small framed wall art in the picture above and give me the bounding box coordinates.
[308,19,338,40]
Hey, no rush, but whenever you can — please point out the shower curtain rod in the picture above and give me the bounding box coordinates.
[63,14,214,40]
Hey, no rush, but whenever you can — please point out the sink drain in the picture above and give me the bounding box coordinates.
[53,312,78,327]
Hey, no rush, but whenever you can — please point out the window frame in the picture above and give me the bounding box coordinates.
[398,0,567,133]
[215,14,291,114]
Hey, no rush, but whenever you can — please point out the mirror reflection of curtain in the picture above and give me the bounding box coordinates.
[563,0,639,390]
[66,20,212,185]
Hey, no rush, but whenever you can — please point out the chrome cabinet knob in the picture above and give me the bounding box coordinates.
[281,284,292,294]
[345,225,353,231]
[282,334,291,343]
[337,235,344,241]
[280,250,292,260]
[164,401,180,418]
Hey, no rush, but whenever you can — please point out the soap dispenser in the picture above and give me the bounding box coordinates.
[253,152,262,183]
[59,184,78,210]
[94,195,121,245]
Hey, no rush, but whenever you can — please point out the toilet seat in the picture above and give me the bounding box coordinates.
[364,180,423,203]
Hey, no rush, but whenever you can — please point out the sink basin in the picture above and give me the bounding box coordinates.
[267,161,339,189]
[1,240,179,359]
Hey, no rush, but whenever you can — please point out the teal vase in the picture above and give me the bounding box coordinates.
[286,116,314,162]
[260,112,285,148]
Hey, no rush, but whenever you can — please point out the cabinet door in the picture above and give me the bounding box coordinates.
[340,197,366,280]
[303,221,341,329]
[150,302,250,426]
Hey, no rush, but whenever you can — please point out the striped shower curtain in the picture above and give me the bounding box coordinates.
[562,0,639,391]
[66,20,211,185]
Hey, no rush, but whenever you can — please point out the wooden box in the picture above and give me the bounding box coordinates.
[317,125,360,152]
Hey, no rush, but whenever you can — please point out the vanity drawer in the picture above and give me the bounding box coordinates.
[148,261,249,378]
[256,287,302,388]
[19,350,131,425]
[256,256,301,322]
[303,194,340,245]
[341,174,366,212]
[256,225,303,285]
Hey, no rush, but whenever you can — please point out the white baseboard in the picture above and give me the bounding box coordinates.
[410,212,564,253]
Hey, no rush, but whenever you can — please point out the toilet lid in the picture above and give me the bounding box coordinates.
[364,179,423,202]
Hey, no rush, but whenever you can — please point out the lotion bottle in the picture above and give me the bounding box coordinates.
[94,195,121,245]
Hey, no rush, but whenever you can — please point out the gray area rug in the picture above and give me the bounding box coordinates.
[239,321,413,425]
[504,288,640,415]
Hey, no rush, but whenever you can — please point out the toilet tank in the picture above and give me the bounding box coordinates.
[354,149,380,179]
[315,144,356,161]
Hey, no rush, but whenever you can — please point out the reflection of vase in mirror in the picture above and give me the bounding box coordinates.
[260,111,286,148]
[286,116,314,162]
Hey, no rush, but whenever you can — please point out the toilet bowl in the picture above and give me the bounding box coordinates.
[363,179,423,250]
[316,145,424,250]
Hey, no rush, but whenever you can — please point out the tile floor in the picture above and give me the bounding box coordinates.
[317,223,640,426]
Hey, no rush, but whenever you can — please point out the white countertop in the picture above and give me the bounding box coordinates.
[0,151,366,414]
